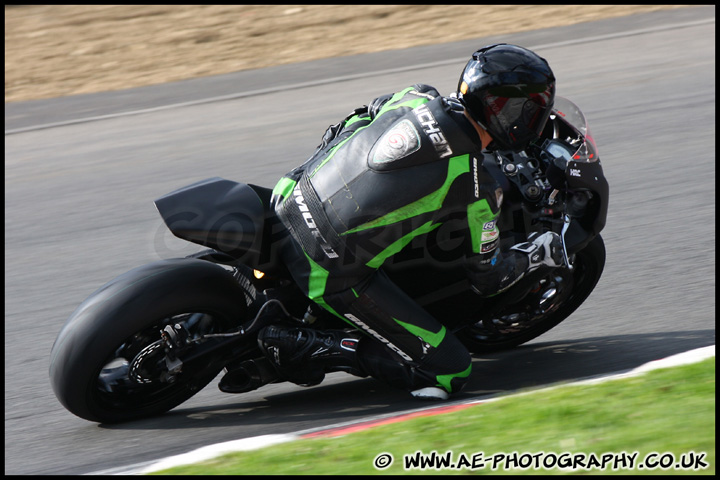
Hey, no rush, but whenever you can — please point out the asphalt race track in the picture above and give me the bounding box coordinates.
[4,7,715,475]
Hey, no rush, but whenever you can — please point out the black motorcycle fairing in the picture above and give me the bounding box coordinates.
[155,178,266,261]
[565,160,608,232]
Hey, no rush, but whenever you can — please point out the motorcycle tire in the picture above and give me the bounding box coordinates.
[49,258,250,423]
[458,234,606,354]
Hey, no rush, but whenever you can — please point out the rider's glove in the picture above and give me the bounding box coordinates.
[510,231,565,273]
[368,93,393,119]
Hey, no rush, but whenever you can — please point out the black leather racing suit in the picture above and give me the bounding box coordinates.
[270,84,528,394]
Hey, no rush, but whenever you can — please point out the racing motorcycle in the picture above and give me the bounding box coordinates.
[49,96,608,423]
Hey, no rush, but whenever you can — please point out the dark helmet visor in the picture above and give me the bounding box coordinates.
[480,83,554,151]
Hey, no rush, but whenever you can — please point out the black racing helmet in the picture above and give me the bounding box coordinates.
[458,44,555,152]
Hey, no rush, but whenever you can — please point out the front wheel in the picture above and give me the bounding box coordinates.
[49,259,253,423]
[458,234,606,353]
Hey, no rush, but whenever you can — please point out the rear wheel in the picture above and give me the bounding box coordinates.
[458,235,605,353]
[49,259,254,423]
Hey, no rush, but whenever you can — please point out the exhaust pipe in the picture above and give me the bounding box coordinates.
[218,357,278,393]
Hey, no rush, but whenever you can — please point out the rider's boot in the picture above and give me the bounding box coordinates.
[258,325,366,386]
[352,338,452,400]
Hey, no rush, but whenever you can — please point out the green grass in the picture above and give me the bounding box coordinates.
[152,358,715,475]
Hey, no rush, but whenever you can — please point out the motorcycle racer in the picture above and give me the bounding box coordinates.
[259,44,565,400]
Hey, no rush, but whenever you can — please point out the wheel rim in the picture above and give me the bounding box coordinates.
[471,271,574,340]
[463,249,597,346]
[92,311,232,414]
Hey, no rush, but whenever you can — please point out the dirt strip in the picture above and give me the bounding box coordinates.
[5,5,689,103]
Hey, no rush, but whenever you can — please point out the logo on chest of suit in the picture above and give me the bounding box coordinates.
[413,104,453,159]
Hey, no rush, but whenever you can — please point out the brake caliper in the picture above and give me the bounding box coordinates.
[160,323,190,379]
